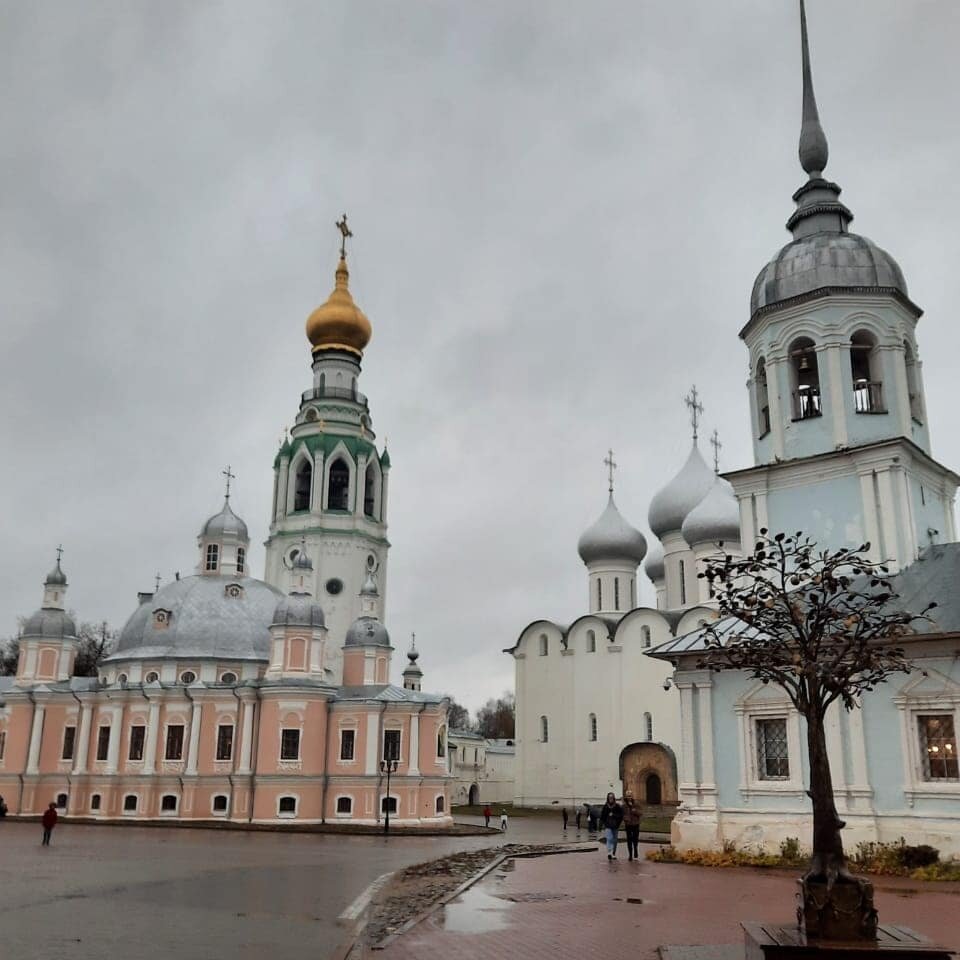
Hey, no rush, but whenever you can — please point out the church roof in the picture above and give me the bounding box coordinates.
[681,476,741,548]
[22,608,77,641]
[648,444,716,539]
[577,495,647,566]
[201,499,249,541]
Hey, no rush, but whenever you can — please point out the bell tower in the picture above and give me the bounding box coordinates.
[264,217,390,683]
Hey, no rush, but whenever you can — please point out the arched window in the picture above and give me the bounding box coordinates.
[161,794,178,813]
[381,796,398,814]
[326,458,350,511]
[614,577,620,611]
[789,337,821,420]
[123,794,137,812]
[205,544,219,572]
[212,795,228,813]
[318,372,326,394]
[630,578,636,608]
[56,793,68,808]
[363,462,377,518]
[597,578,603,610]
[851,330,883,413]
[437,726,446,757]
[679,560,687,606]
[540,716,549,743]
[756,358,770,437]
[539,634,548,656]
[236,547,245,574]
[90,794,101,811]
[644,712,653,742]
[435,795,445,814]
[904,340,923,422]
[586,629,596,653]
[336,796,352,814]
[588,713,598,742]
[293,460,312,511]
[641,626,651,649]
[278,796,297,816]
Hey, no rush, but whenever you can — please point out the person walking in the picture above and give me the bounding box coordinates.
[598,792,623,861]
[499,809,509,832]
[561,806,568,832]
[482,804,492,828]
[622,791,641,861]
[575,806,582,831]
[41,802,58,846]
[0,795,8,818]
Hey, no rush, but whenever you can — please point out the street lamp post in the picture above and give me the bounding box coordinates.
[380,758,398,835]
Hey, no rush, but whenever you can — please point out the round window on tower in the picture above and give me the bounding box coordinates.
[326,578,343,596]
[145,671,159,683]
[366,554,376,569]
[285,547,300,569]
[180,671,197,685]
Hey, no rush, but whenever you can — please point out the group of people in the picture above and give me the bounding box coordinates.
[560,793,642,861]
[481,804,509,831]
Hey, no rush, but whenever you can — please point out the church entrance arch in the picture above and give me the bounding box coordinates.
[618,742,678,810]
[468,784,479,806]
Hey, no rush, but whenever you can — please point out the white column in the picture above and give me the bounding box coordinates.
[847,703,871,790]
[365,713,379,775]
[697,682,716,794]
[767,357,786,461]
[408,713,420,776]
[72,703,92,775]
[857,472,883,564]
[677,682,697,793]
[26,704,45,774]
[105,705,123,774]
[876,468,903,570]
[186,701,203,774]
[825,345,849,448]
[239,700,255,774]
[354,455,366,516]
[276,459,290,520]
[143,700,161,774]
[311,452,325,513]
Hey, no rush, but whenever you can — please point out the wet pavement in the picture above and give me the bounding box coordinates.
[377,845,960,960]
[0,818,560,960]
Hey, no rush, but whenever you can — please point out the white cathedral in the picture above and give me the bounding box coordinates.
[509,4,960,855]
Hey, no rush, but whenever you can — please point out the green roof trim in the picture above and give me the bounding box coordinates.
[380,447,391,468]
[274,432,381,470]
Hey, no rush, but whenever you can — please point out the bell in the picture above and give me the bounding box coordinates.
[798,353,811,372]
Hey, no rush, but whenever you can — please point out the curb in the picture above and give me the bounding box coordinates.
[370,843,595,952]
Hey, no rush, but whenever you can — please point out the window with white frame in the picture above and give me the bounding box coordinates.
[128,725,145,760]
[435,795,445,814]
[641,626,651,649]
[278,796,297,816]
[216,724,234,761]
[61,725,76,760]
[236,546,246,574]
[90,793,101,811]
[165,724,185,761]
[756,717,790,780]
[436,726,446,758]
[340,728,356,761]
[96,726,110,761]
[381,796,398,814]
[123,794,137,812]
[205,544,219,571]
[918,714,958,780]
[383,729,401,762]
[280,728,301,760]
[212,795,228,813]
[161,794,178,813]
[336,796,352,815]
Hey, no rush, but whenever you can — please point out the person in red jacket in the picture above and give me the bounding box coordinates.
[482,804,492,828]
[41,802,58,846]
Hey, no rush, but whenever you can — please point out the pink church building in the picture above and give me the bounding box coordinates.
[0,238,452,827]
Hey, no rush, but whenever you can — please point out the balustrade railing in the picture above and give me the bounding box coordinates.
[853,380,884,414]
[792,389,822,421]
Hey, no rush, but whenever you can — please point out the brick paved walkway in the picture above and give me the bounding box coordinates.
[375,846,960,960]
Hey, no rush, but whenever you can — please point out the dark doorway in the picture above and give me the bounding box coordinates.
[645,773,662,805]
[468,784,479,805]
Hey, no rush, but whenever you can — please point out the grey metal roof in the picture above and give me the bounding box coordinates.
[336,683,446,704]
[681,476,741,548]
[108,574,283,662]
[45,561,67,586]
[22,608,77,641]
[271,593,325,628]
[201,499,249,541]
[648,444,715,539]
[647,542,960,661]
[345,616,390,648]
[577,495,647,566]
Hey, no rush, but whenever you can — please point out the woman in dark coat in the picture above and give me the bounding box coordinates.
[598,792,624,860]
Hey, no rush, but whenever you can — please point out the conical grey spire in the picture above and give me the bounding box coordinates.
[798,0,828,178]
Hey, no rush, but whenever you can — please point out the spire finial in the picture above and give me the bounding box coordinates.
[222,464,235,500]
[710,429,722,474]
[799,0,829,178]
[603,449,618,495]
[336,213,353,259]
[56,544,63,563]
[154,572,162,592]
[684,386,704,443]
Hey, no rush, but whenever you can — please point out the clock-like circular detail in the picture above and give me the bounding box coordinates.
[325,578,344,596]
[366,554,377,569]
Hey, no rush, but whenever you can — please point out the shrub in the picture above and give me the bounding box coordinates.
[779,837,803,864]
[900,844,939,869]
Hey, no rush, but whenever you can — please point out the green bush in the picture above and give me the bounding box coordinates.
[900,844,939,869]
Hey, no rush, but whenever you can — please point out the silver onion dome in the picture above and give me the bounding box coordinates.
[577,496,647,566]
[45,560,67,586]
[643,541,665,584]
[271,593,325,628]
[345,616,391,648]
[648,445,716,539]
[681,476,742,548]
[201,499,249,541]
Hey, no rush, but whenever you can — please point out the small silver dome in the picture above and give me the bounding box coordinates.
[23,608,77,640]
[201,500,249,541]
[644,541,665,584]
[272,593,325,628]
[648,445,715,539]
[577,496,647,566]
[345,616,391,648]
[751,232,907,317]
[111,574,282,662]
[45,561,67,586]
[682,477,741,548]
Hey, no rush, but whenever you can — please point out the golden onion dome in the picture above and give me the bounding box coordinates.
[305,257,372,356]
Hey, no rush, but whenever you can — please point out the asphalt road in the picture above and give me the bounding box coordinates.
[0,817,572,960]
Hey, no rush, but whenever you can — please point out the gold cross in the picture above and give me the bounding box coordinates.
[336,213,353,258]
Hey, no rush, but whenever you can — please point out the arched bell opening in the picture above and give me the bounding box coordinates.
[789,337,822,420]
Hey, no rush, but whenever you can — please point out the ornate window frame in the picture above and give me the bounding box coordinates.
[734,685,805,798]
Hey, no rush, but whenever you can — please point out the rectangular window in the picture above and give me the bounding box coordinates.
[597,578,602,610]
[679,560,687,606]
[281,728,301,760]
[919,714,958,780]
[237,546,246,574]
[756,718,789,780]
[216,724,234,761]
[128,725,145,761]
[0,729,6,760]
[96,726,111,761]
[383,729,401,762]
[340,728,356,761]
[61,725,76,761]
[164,724,185,761]
[381,796,398,814]
[205,544,219,571]
[614,577,620,611]
[336,796,352,814]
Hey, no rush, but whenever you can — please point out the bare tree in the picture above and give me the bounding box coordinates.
[74,621,117,677]
[697,531,932,939]
[476,692,515,739]
[443,695,473,732]
[0,635,20,676]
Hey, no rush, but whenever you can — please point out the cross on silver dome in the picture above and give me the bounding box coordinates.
[684,385,704,443]
[222,464,236,500]
[710,429,722,474]
[604,449,617,494]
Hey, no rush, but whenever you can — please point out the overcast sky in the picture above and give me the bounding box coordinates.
[2,1,959,712]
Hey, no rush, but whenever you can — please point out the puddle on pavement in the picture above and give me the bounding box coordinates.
[439,884,512,934]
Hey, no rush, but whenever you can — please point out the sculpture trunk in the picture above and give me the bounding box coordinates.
[799,707,879,940]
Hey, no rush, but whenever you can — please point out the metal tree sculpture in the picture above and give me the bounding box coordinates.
[697,531,933,938]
